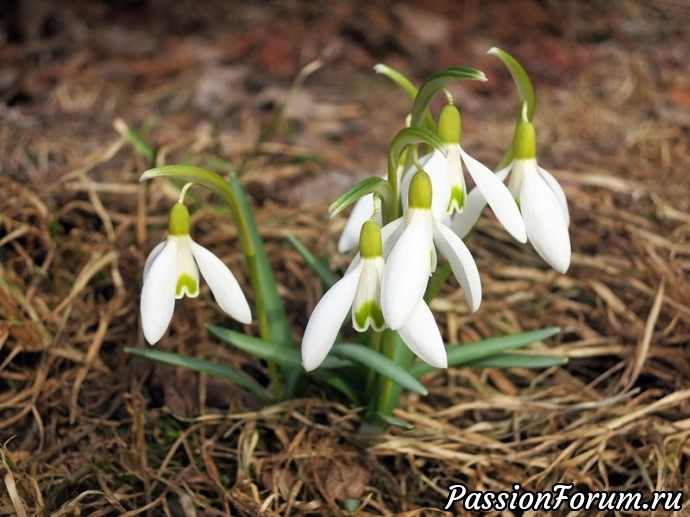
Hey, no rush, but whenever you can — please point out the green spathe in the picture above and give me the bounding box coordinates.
[408,171,433,209]
[359,220,383,258]
[438,104,461,143]
[168,203,191,236]
[514,120,536,160]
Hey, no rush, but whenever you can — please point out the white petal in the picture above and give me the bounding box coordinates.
[538,166,570,225]
[380,217,405,259]
[381,210,432,330]
[445,144,466,214]
[141,240,178,344]
[397,302,447,368]
[450,165,511,238]
[337,194,378,254]
[433,221,482,312]
[521,170,571,273]
[189,240,252,324]
[143,241,167,280]
[402,149,451,222]
[301,267,361,371]
[460,148,527,243]
[175,237,200,298]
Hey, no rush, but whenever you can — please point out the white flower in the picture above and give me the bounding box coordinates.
[382,171,482,330]
[451,120,571,273]
[141,204,251,344]
[401,104,526,244]
[302,221,448,371]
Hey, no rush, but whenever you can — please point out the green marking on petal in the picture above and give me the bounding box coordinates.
[176,273,198,298]
[447,185,465,213]
[354,300,385,332]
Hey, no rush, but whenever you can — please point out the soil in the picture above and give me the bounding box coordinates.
[1,0,689,515]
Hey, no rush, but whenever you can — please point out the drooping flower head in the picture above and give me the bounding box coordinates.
[451,112,571,273]
[401,103,527,244]
[302,219,449,371]
[382,170,482,330]
[141,202,252,344]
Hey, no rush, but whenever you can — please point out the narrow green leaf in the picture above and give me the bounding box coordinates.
[374,64,418,99]
[331,343,427,396]
[309,369,362,404]
[375,412,415,430]
[328,177,392,219]
[284,232,337,288]
[125,347,271,403]
[115,118,155,161]
[228,175,293,347]
[465,353,568,369]
[410,67,487,129]
[388,127,447,180]
[207,326,350,370]
[411,327,561,378]
[487,47,535,122]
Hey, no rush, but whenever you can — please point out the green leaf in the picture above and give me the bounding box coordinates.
[284,232,337,289]
[125,347,271,403]
[374,411,415,430]
[487,47,535,122]
[228,175,293,347]
[373,64,435,131]
[409,67,487,129]
[308,369,362,404]
[207,326,350,370]
[374,64,418,99]
[411,327,561,378]
[331,343,427,396]
[465,353,567,369]
[386,127,448,222]
[328,177,393,219]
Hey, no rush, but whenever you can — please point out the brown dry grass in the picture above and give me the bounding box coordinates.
[1,0,690,515]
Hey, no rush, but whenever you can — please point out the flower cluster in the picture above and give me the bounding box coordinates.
[303,96,570,371]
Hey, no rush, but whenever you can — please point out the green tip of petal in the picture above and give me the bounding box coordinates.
[359,220,383,258]
[438,104,461,143]
[176,272,198,298]
[408,170,433,209]
[353,300,385,332]
[447,185,465,213]
[514,120,537,160]
[169,203,191,236]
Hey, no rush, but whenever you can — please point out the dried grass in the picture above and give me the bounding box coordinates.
[1,0,689,515]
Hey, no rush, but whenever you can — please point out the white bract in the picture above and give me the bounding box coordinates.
[401,104,527,243]
[302,221,448,371]
[451,119,571,273]
[382,170,482,330]
[141,203,251,344]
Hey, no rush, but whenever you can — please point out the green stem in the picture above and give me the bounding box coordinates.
[141,165,294,400]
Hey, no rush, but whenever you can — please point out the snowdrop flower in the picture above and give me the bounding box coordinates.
[401,104,527,244]
[141,202,252,344]
[302,220,448,371]
[451,117,571,273]
[382,170,482,330]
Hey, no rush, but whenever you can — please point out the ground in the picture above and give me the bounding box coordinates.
[1,0,690,515]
